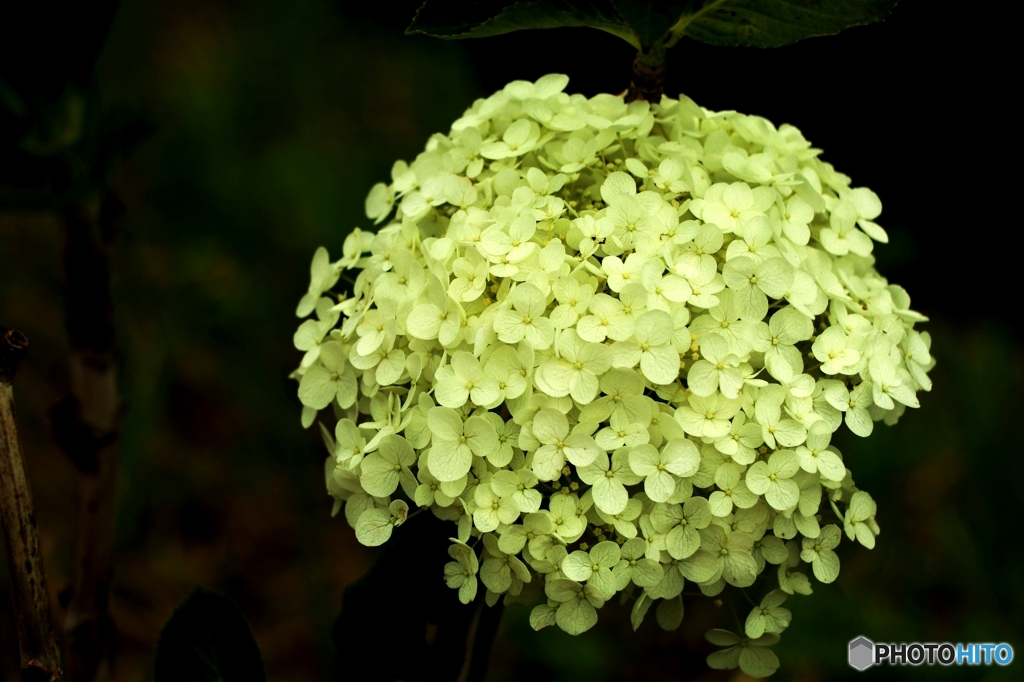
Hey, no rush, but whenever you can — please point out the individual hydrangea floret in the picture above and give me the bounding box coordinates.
[293,74,933,678]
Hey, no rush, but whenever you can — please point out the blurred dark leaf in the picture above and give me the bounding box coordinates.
[333,512,477,682]
[153,587,267,682]
[408,0,898,50]
[0,1,145,212]
[0,0,120,151]
[0,101,154,211]
[94,102,157,179]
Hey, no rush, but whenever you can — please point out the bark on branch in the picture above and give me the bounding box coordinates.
[0,327,65,682]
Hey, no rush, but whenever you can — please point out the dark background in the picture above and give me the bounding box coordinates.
[1,0,1019,680]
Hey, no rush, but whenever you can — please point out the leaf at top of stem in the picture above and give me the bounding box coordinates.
[675,0,900,48]
[409,0,641,49]
[407,0,899,52]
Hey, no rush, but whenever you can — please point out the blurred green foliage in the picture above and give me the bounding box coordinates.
[0,0,1020,680]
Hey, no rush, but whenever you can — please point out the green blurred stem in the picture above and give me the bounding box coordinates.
[727,593,744,634]
[0,327,66,682]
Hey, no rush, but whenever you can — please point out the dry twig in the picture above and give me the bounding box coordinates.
[0,327,65,682]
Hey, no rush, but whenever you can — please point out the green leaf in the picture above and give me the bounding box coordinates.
[407,0,898,51]
[656,594,684,631]
[630,593,652,630]
[609,1,692,49]
[408,0,641,49]
[153,587,266,682]
[673,0,899,48]
[355,507,395,546]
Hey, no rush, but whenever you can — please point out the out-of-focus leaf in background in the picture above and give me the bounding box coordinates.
[2,1,476,679]
[0,0,155,210]
[153,587,266,682]
[0,0,1020,681]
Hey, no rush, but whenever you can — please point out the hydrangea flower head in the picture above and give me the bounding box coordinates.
[294,74,933,677]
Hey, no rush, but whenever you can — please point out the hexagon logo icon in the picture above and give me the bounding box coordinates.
[849,636,875,671]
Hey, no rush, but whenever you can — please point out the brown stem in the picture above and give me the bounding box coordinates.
[0,328,65,682]
[626,50,667,104]
[55,193,123,682]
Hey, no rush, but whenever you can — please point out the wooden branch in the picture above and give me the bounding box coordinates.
[56,194,123,682]
[0,327,65,682]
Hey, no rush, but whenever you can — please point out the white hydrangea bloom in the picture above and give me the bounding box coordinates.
[292,75,934,655]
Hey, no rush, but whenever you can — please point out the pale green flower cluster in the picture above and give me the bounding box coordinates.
[292,74,933,677]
